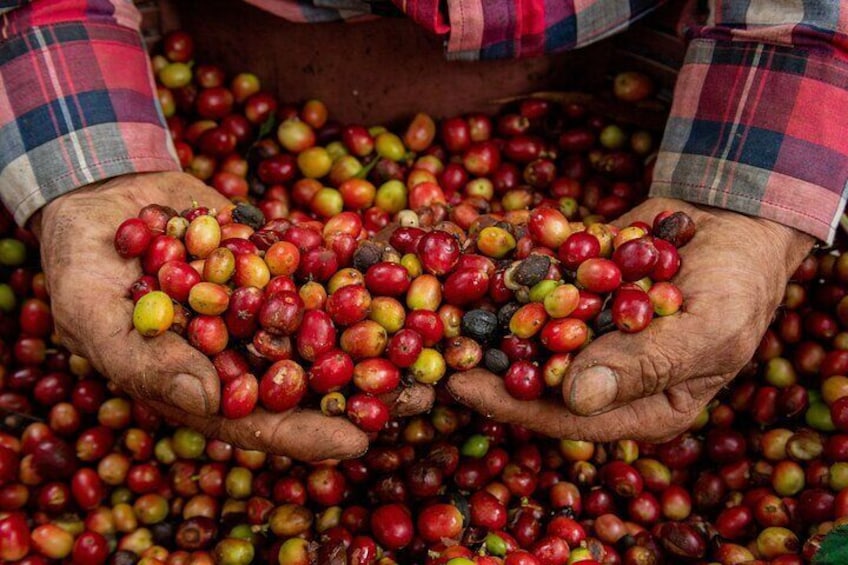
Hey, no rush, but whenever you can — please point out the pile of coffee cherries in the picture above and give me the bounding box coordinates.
[119,29,697,424]
[116,198,694,421]
[1,28,846,565]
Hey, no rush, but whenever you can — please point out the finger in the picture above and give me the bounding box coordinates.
[158,177,232,212]
[53,279,220,417]
[381,382,435,417]
[561,310,732,416]
[373,222,400,244]
[563,237,771,418]
[96,171,233,213]
[148,401,369,461]
[447,368,723,442]
[607,197,702,230]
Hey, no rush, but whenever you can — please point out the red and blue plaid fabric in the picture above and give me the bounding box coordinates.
[240,0,386,23]
[651,4,848,243]
[1,0,847,242]
[246,0,665,59]
[0,0,179,226]
[652,41,848,242]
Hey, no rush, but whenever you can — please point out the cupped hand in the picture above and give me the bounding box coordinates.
[31,171,433,460]
[448,197,814,442]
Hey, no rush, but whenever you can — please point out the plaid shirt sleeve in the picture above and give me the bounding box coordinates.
[242,0,390,22]
[435,0,664,61]
[0,0,179,227]
[246,0,663,59]
[650,2,848,243]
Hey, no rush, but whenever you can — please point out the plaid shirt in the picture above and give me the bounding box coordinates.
[0,0,180,227]
[1,1,846,243]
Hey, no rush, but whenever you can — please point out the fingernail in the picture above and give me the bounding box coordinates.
[353,443,370,459]
[172,374,210,416]
[568,366,618,415]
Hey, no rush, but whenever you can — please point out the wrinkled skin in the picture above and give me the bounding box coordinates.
[31,171,433,461]
[448,197,815,442]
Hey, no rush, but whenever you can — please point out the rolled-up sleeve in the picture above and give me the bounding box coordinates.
[387,0,664,60]
[650,2,848,243]
[0,0,179,226]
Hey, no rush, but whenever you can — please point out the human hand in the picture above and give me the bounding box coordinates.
[447,197,814,441]
[31,171,433,460]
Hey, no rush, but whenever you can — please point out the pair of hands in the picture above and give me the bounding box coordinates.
[31,171,813,460]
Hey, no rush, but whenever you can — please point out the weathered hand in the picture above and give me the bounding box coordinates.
[447,197,814,442]
[32,171,432,460]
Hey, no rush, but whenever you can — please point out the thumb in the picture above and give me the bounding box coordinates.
[58,286,220,417]
[147,402,370,460]
[448,366,722,442]
[131,328,222,417]
[563,308,734,417]
[380,382,435,417]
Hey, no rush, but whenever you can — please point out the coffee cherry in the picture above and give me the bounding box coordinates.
[222,373,258,419]
[504,361,543,400]
[115,218,153,258]
[409,348,446,384]
[259,360,307,412]
[477,227,516,259]
[347,394,390,432]
[386,329,424,368]
[613,237,659,282]
[576,258,621,294]
[309,349,354,393]
[462,309,498,344]
[418,230,460,276]
[133,291,174,337]
[654,211,696,248]
[612,287,653,333]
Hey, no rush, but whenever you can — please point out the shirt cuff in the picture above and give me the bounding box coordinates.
[0,7,180,227]
[650,38,848,244]
[444,0,662,61]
